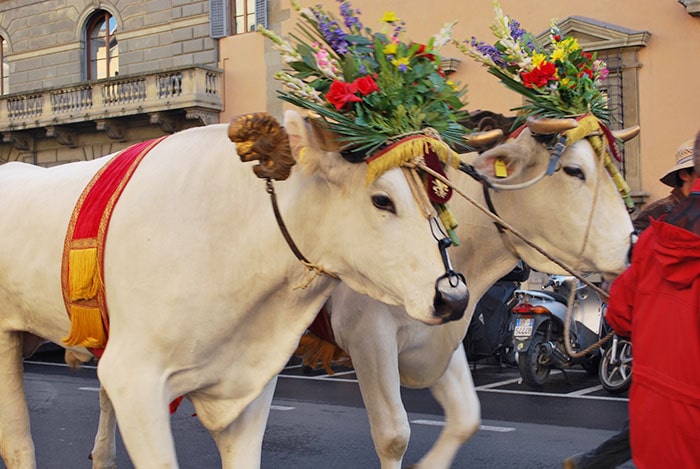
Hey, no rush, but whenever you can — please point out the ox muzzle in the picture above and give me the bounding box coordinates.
[433,238,469,323]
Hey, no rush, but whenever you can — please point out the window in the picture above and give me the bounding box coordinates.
[87,11,119,80]
[234,0,256,34]
[0,36,7,95]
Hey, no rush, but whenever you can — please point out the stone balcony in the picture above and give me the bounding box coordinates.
[0,65,223,149]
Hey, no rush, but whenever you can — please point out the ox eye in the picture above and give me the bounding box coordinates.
[563,166,586,181]
[371,194,396,214]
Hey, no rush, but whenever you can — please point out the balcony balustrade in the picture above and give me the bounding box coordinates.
[1,65,222,134]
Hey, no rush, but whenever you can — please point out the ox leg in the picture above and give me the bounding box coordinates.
[351,338,409,469]
[97,358,177,468]
[413,344,480,469]
[89,386,118,469]
[198,377,277,469]
[0,331,36,469]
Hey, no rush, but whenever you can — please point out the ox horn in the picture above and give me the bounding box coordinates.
[464,128,503,149]
[612,125,640,142]
[526,116,579,135]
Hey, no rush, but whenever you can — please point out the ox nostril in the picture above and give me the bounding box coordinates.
[434,274,469,322]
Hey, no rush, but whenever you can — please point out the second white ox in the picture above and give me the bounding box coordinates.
[329,118,637,468]
[0,110,468,468]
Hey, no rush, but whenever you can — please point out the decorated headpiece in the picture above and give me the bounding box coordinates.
[259,1,470,166]
[457,0,610,126]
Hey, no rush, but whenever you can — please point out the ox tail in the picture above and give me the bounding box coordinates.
[295,332,352,375]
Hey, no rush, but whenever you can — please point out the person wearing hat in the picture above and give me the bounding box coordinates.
[633,138,699,232]
[601,131,700,468]
[563,137,698,469]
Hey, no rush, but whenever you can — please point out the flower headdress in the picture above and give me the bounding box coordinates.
[457,0,610,126]
[259,1,469,160]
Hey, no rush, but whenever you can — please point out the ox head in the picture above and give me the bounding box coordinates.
[472,117,637,278]
[282,110,468,325]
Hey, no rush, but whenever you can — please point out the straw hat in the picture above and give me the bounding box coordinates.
[660,139,695,187]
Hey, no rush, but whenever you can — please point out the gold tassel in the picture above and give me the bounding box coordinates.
[603,153,635,210]
[62,304,106,348]
[68,247,102,301]
[295,333,352,375]
[438,204,460,246]
[366,137,458,185]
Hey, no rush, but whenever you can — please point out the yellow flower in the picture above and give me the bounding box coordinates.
[532,53,546,68]
[391,56,411,70]
[560,37,579,52]
[446,80,458,91]
[383,43,398,55]
[381,11,399,23]
[550,46,566,62]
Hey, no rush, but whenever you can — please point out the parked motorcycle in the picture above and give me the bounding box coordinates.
[598,314,633,394]
[511,274,604,387]
[464,261,530,368]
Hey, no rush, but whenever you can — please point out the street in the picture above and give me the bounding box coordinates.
[4,350,635,469]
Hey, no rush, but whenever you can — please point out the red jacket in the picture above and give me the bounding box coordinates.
[606,217,700,468]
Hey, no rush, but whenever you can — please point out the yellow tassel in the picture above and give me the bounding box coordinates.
[62,304,106,348]
[564,115,600,146]
[295,333,352,375]
[365,137,458,185]
[68,247,102,301]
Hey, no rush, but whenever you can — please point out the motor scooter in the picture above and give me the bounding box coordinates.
[464,261,530,368]
[598,313,633,394]
[510,274,604,387]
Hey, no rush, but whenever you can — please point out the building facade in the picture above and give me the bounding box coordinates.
[0,0,222,167]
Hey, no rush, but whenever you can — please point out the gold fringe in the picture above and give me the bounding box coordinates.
[68,247,102,301]
[295,332,352,375]
[62,304,106,348]
[365,137,458,185]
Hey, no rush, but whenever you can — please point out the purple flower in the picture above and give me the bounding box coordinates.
[312,6,350,55]
[338,0,363,33]
[508,19,525,41]
[470,37,506,67]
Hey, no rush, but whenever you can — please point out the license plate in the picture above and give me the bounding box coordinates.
[513,317,534,337]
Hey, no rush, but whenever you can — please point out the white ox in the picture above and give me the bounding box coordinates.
[328,119,637,468]
[0,110,469,468]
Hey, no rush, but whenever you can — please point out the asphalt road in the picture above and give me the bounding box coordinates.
[2,351,636,469]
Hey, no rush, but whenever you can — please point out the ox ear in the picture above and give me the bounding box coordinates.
[283,110,312,161]
[473,142,536,182]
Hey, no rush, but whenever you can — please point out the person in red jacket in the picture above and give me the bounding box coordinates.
[604,130,700,468]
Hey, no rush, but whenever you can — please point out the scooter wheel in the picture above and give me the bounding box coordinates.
[598,338,632,394]
[517,334,551,387]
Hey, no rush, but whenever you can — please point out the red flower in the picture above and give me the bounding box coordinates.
[413,42,437,62]
[520,62,557,89]
[553,34,562,42]
[579,68,593,79]
[326,80,362,110]
[352,75,380,96]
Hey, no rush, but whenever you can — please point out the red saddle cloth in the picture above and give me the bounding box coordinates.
[61,137,166,356]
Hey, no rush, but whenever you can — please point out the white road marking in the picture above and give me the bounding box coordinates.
[270,405,296,411]
[567,384,604,396]
[411,419,515,432]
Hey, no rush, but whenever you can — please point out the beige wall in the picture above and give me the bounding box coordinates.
[219,0,700,203]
